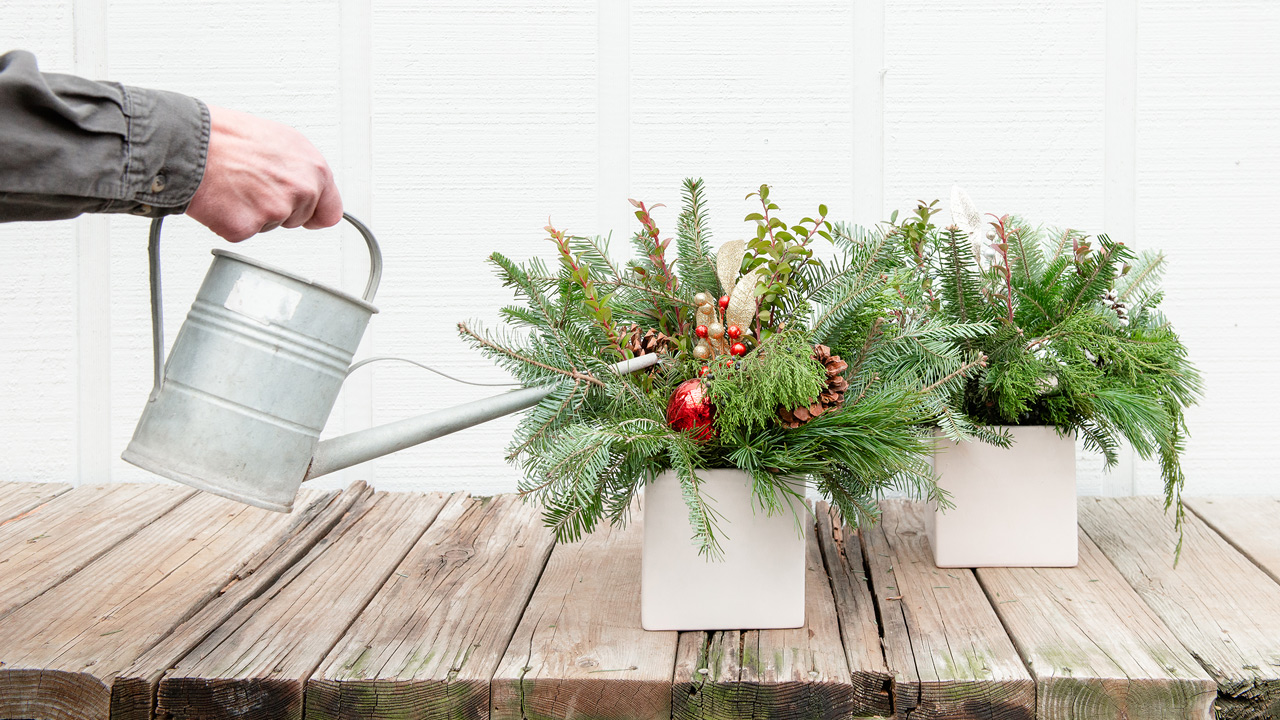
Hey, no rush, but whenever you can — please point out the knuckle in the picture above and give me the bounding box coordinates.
[223,224,254,243]
[266,199,294,223]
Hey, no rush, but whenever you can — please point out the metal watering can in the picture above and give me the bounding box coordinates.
[123,214,656,512]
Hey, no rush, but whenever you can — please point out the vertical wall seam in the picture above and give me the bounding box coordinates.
[74,0,111,485]
[852,0,885,228]
[339,0,375,483]
[1104,0,1138,496]
[596,0,630,242]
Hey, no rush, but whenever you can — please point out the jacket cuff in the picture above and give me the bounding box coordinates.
[113,85,210,218]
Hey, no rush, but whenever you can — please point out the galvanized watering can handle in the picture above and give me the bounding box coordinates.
[145,213,384,400]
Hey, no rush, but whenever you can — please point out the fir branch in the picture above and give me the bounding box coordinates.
[936,226,987,326]
[458,322,606,388]
[846,316,884,382]
[676,177,720,295]
[505,385,580,461]
[568,233,625,285]
[922,354,988,394]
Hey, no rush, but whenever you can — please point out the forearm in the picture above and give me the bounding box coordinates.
[0,50,209,222]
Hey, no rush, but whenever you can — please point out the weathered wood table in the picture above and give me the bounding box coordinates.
[0,481,1275,720]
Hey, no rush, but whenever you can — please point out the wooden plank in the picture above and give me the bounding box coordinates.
[307,493,556,720]
[816,502,897,718]
[155,490,453,720]
[0,480,71,523]
[1080,497,1280,720]
[0,485,344,720]
[1184,497,1280,585]
[863,500,1035,720]
[0,483,193,621]
[491,510,678,720]
[977,534,1216,719]
[674,630,742,720]
[112,484,371,720]
[673,513,871,720]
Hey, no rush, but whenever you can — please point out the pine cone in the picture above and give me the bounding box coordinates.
[777,344,850,428]
[625,325,672,357]
[1102,289,1129,326]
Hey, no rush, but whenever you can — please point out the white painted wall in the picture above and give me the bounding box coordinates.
[1,0,1276,497]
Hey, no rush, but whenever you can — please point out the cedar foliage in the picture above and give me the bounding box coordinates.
[462,181,981,556]
[892,202,1202,547]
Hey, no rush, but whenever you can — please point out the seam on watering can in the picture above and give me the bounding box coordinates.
[163,379,326,436]
[191,299,354,365]
[186,304,352,377]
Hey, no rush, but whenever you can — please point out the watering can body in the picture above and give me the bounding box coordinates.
[124,215,657,512]
[123,240,377,511]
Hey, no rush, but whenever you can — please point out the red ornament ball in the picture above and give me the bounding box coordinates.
[694,325,709,339]
[726,325,742,339]
[718,295,730,311]
[698,365,710,377]
[730,342,747,356]
[667,378,716,442]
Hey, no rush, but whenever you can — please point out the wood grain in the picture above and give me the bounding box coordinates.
[0,483,192,621]
[0,487,342,720]
[307,494,557,720]
[977,533,1215,719]
[112,485,369,720]
[1080,497,1280,720]
[815,502,897,718]
[1184,497,1280,585]
[864,500,1035,720]
[491,510,678,720]
[673,512,870,720]
[0,480,71,523]
[155,490,452,720]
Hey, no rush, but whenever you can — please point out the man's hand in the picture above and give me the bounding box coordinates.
[185,105,342,242]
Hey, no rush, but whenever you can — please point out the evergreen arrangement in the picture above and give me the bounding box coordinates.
[460,180,983,556]
[890,191,1202,541]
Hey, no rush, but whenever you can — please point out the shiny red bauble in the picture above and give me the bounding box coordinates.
[698,365,710,377]
[730,342,747,356]
[694,325,709,339]
[726,325,742,339]
[718,295,730,311]
[667,378,716,442]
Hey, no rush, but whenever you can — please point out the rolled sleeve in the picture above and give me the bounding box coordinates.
[0,50,210,222]
[114,84,210,216]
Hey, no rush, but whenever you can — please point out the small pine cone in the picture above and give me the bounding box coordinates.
[624,324,672,357]
[1100,289,1129,324]
[777,344,849,428]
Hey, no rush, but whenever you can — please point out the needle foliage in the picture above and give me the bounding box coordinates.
[890,201,1202,547]
[462,181,981,556]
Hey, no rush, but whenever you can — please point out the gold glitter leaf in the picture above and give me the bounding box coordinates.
[715,240,747,296]
[726,267,765,332]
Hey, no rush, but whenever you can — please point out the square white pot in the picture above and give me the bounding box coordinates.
[927,425,1078,568]
[641,468,807,631]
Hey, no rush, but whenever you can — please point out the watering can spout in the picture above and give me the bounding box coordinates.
[303,353,657,482]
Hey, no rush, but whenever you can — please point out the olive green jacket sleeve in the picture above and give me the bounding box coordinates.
[0,49,210,222]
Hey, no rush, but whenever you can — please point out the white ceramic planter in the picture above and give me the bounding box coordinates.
[641,468,807,631]
[927,425,1078,568]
